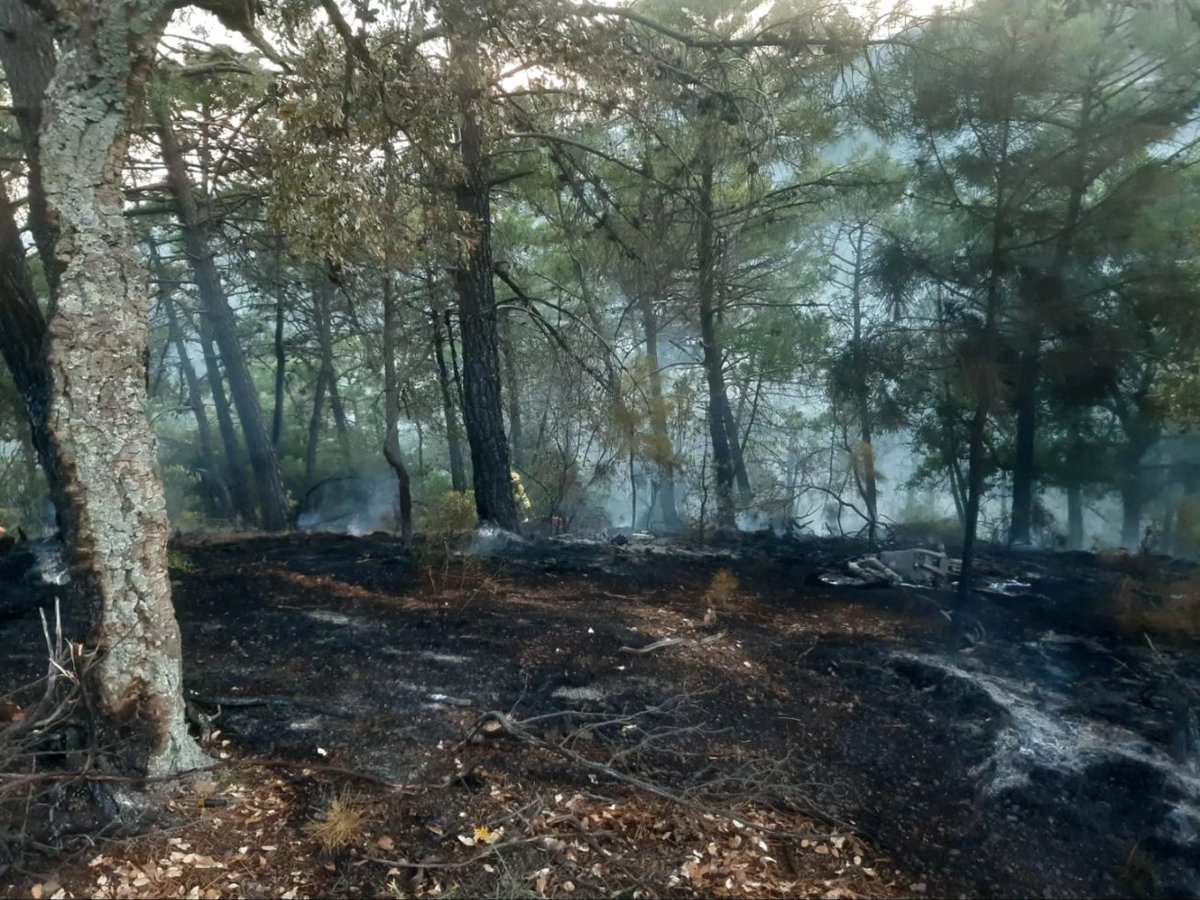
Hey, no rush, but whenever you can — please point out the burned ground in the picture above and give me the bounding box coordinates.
[2,532,1199,898]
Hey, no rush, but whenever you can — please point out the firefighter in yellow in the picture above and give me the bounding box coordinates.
[511,471,532,524]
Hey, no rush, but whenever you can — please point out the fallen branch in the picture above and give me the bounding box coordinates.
[619,636,685,654]
[619,631,726,654]
[463,709,837,841]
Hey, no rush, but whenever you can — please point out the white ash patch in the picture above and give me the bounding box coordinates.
[420,651,472,665]
[551,685,607,701]
[302,609,361,627]
[895,652,1200,804]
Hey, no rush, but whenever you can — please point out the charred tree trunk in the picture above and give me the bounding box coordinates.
[449,24,517,531]
[956,116,1012,607]
[31,0,205,776]
[433,304,469,493]
[696,151,735,531]
[155,98,290,531]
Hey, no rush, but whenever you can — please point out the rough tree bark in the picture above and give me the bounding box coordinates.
[26,0,206,776]
[155,95,290,530]
[448,14,518,531]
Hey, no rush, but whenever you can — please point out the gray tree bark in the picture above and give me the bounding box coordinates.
[31,0,206,776]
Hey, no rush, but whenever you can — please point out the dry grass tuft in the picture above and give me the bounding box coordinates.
[705,569,740,608]
[304,791,368,853]
[1112,573,1200,643]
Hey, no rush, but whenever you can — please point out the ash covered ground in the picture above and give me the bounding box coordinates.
[1,530,1198,898]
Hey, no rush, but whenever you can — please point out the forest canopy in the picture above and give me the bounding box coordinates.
[2,0,1199,562]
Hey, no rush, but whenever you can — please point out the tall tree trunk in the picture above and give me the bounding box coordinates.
[155,97,290,531]
[313,280,353,468]
[432,302,468,492]
[0,172,63,511]
[154,253,232,520]
[636,286,681,529]
[272,283,286,449]
[1066,419,1084,550]
[1067,481,1084,550]
[197,319,256,523]
[1010,82,1093,546]
[33,0,205,776]
[305,366,328,490]
[0,2,66,532]
[0,1,58,293]
[381,266,413,545]
[501,309,525,471]
[696,150,735,531]
[1009,347,1038,544]
[448,22,517,531]
[719,390,752,499]
[847,226,879,546]
[1121,480,1144,550]
[957,117,1011,607]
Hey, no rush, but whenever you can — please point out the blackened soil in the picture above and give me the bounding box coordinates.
[2,532,1198,898]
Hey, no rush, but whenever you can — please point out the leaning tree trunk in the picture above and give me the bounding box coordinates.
[432,303,469,493]
[197,319,256,524]
[155,97,290,531]
[33,0,206,777]
[449,22,517,531]
[381,267,413,544]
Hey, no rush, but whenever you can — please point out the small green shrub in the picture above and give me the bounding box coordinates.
[420,490,477,539]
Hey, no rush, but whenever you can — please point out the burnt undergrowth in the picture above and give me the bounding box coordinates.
[0,531,1197,898]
